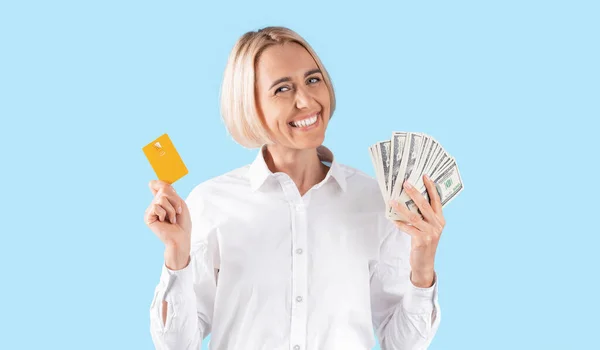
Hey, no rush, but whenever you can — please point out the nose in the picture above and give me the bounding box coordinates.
[294,85,317,110]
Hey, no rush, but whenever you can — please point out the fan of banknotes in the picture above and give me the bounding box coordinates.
[369,132,464,221]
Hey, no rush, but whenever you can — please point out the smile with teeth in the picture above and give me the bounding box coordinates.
[289,113,319,128]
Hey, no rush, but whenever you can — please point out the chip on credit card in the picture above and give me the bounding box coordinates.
[142,133,188,184]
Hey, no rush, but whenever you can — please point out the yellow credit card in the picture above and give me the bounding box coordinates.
[142,133,188,184]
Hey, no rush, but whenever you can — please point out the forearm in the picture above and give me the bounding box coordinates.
[379,272,440,349]
[150,261,202,350]
[163,253,191,325]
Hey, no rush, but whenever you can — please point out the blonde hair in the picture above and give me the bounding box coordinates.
[219,26,336,149]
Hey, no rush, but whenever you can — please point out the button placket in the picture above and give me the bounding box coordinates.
[279,178,308,350]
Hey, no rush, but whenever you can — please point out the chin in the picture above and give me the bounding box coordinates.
[294,127,327,150]
[296,137,324,150]
[289,114,329,149]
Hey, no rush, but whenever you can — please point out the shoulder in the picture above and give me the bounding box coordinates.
[335,162,400,246]
[182,165,253,245]
[330,161,389,224]
[188,164,249,192]
[341,163,378,188]
[337,162,383,201]
[183,164,252,215]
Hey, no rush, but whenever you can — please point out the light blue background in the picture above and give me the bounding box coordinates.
[1,0,598,349]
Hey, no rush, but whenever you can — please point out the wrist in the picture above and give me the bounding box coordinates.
[410,269,435,288]
[164,246,190,271]
[165,254,190,271]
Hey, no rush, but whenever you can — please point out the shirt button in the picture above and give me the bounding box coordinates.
[296,296,303,302]
[295,248,303,254]
[294,345,300,350]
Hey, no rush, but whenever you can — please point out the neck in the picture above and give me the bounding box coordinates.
[263,144,329,196]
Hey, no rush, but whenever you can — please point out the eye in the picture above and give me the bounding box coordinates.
[275,86,290,94]
[307,77,321,84]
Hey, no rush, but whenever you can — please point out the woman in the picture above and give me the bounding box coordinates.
[146,26,445,350]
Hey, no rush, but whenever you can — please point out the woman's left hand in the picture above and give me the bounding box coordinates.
[390,174,446,288]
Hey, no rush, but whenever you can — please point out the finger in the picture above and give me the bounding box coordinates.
[150,203,167,222]
[144,206,158,225]
[149,179,175,197]
[156,188,183,215]
[423,174,443,215]
[403,180,438,225]
[394,219,423,237]
[390,200,428,232]
[155,193,178,224]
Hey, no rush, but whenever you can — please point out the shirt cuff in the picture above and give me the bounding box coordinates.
[159,260,194,302]
[402,271,438,314]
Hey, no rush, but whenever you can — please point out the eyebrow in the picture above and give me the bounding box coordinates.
[269,69,322,90]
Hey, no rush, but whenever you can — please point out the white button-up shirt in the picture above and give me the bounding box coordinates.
[149,145,441,350]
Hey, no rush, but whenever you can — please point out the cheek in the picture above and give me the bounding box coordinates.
[319,93,332,121]
[318,85,331,107]
[258,98,281,125]
[261,102,289,130]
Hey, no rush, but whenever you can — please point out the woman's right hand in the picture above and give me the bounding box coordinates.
[145,180,192,270]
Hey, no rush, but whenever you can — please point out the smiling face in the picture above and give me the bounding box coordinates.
[254,42,331,150]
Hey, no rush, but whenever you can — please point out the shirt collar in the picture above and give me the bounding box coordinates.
[248,144,347,193]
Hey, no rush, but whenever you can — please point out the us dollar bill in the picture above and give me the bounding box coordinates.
[405,158,464,214]
[390,132,423,216]
[378,140,391,196]
[369,132,464,222]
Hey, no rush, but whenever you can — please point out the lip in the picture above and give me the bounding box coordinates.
[288,112,321,131]
[288,111,320,124]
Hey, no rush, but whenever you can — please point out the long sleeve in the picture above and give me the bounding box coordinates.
[370,219,441,349]
[149,187,220,350]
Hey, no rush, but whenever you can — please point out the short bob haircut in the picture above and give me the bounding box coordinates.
[220,26,336,149]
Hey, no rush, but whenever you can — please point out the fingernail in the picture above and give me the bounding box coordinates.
[424,174,430,181]
[173,216,176,224]
[404,181,413,189]
[178,206,182,214]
